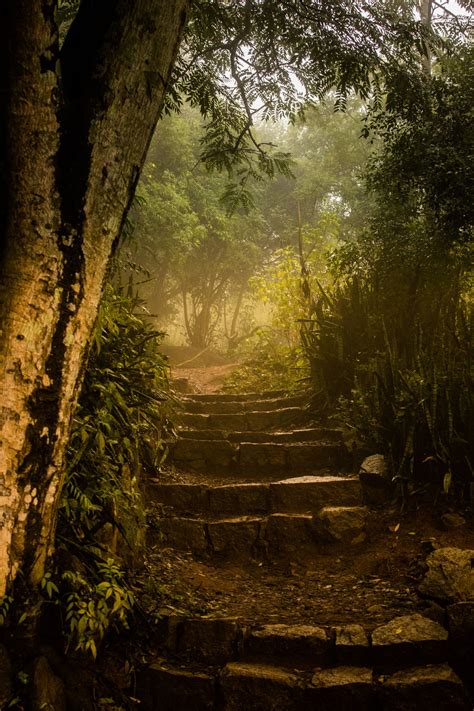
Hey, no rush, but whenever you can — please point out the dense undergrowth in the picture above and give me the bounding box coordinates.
[48,285,173,658]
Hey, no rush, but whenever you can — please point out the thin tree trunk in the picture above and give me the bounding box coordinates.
[0,0,189,596]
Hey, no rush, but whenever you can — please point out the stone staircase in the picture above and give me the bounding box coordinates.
[139,390,472,710]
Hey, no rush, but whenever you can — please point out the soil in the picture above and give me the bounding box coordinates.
[140,360,474,632]
[162,343,239,393]
[142,506,474,631]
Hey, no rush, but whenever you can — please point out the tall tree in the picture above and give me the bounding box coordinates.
[0,0,431,599]
[0,0,189,597]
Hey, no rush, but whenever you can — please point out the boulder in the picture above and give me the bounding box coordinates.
[441,512,466,530]
[418,547,474,604]
[359,454,392,506]
[371,613,448,668]
[313,506,367,545]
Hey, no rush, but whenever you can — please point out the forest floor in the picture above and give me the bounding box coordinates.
[141,350,474,632]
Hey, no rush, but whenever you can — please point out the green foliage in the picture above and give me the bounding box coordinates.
[301,41,474,499]
[61,560,135,658]
[52,283,173,655]
[171,0,433,207]
[225,215,340,392]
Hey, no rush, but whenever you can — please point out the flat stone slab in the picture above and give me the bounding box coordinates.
[181,395,308,414]
[178,617,241,664]
[208,483,270,514]
[270,476,361,513]
[246,624,329,666]
[182,390,289,403]
[221,662,302,711]
[308,667,375,710]
[207,517,263,556]
[335,624,370,665]
[148,482,209,512]
[371,614,448,668]
[171,439,236,471]
[239,443,287,472]
[137,663,215,711]
[158,517,207,553]
[287,442,349,471]
[265,513,316,554]
[245,408,306,432]
[377,664,470,710]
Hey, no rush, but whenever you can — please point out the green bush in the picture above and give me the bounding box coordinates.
[54,283,174,655]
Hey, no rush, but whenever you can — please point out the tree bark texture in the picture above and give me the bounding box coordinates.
[0,0,189,596]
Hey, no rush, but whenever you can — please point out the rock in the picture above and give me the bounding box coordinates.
[334,624,370,665]
[171,439,235,472]
[246,624,329,667]
[359,454,392,506]
[220,662,302,711]
[419,600,446,626]
[441,512,466,529]
[239,443,287,473]
[308,666,375,710]
[31,656,66,711]
[286,443,349,473]
[0,644,12,708]
[313,506,367,544]
[377,664,470,710]
[269,476,361,514]
[447,600,474,639]
[371,613,448,668]
[418,547,474,603]
[245,407,304,432]
[158,517,208,553]
[209,483,270,514]
[137,663,215,710]
[207,517,262,556]
[155,614,181,652]
[178,617,242,664]
[148,483,209,513]
[264,513,315,555]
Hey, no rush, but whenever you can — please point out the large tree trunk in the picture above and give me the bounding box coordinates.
[0,0,189,596]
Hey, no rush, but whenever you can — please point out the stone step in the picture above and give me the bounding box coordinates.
[154,613,452,671]
[137,660,469,711]
[178,407,309,432]
[137,612,471,710]
[176,427,343,443]
[152,507,367,559]
[183,389,304,403]
[149,475,362,516]
[168,439,350,475]
[181,393,310,414]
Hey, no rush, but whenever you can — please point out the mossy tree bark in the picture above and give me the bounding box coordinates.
[0,0,189,596]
